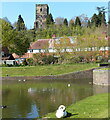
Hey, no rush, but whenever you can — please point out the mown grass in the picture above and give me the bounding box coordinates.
[1,63,98,77]
[44,93,109,118]
[99,67,110,70]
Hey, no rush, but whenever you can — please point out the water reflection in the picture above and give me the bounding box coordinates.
[2,79,108,118]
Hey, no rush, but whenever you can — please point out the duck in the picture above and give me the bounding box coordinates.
[0,105,7,109]
[56,105,67,118]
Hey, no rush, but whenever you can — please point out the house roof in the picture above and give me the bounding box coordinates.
[2,54,15,60]
[12,53,33,59]
[29,39,51,49]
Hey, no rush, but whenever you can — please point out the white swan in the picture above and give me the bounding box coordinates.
[56,105,67,118]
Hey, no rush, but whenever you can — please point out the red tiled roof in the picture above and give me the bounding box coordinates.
[29,39,50,49]
[13,53,33,59]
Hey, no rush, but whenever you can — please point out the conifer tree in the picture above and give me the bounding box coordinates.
[96,6,106,26]
[91,14,99,27]
[63,18,68,26]
[98,12,102,26]
[16,15,26,31]
[46,13,54,26]
[75,17,81,27]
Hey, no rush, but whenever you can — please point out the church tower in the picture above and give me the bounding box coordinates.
[34,4,49,29]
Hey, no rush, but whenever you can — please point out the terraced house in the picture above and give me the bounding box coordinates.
[13,36,76,61]
[12,31,110,64]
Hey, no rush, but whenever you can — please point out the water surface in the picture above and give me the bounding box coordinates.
[2,79,108,118]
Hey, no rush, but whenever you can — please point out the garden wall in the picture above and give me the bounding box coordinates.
[93,69,110,86]
[2,69,94,81]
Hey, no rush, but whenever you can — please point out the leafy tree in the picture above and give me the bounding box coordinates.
[69,19,74,28]
[63,18,68,26]
[55,17,64,26]
[16,15,26,31]
[1,19,30,56]
[1,19,15,48]
[79,14,88,27]
[75,17,81,27]
[76,34,107,62]
[27,29,36,42]
[10,31,30,56]
[87,20,91,28]
[101,12,106,25]
[46,13,54,26]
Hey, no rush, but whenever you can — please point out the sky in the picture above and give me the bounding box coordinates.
[0,1,109,29]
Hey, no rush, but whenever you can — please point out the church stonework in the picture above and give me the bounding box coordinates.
[34,4,49,29]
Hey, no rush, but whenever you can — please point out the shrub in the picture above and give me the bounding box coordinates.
[41,55,58,64]
[26,58,34,65]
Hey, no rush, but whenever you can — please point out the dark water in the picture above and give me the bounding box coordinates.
[2,79,108,118]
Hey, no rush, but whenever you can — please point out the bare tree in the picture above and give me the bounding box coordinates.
[55,17,64,26]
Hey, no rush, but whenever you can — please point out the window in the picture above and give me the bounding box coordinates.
[30,49,33,53]
[40,8,42,12]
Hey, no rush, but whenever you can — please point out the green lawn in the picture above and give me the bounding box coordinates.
[1,63,98,77]
[44,93,109,118]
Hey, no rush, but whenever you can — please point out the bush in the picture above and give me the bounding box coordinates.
[22,60,28,66]
[26,58,34,65]
[70,57,80,63]
[41,55,58,64]
[1,64,8,67]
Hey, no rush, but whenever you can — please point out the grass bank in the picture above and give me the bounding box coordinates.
[44,93,109,118]
[1,63,98,77]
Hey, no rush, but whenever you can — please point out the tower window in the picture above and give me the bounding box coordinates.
[40,8,42,12]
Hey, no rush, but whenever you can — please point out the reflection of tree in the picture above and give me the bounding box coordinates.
[16,89,32,117]
[2,87,32,118]
[2,82,94,118]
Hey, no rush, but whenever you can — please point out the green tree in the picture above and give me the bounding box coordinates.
[87,20,91,28]
[10,31,30,56]
[69,19,74,28]
[101,12,106,25]
[1,19,15,48]
[63,18,68,26]
[55,17,64,26]
[16,15,26,31]
[96,6,106,26]
[46,13,54,27]
[91,14,99,27]
[75,17,81,27]
[97,12,102,26]
[1,19,30,56]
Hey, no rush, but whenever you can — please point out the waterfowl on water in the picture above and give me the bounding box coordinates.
[0,105,7,109]
[68,84,71,87]
[18,79,26,82]
[56,105,67,118]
